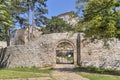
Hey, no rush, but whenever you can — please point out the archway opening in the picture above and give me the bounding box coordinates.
[56,42,74,64]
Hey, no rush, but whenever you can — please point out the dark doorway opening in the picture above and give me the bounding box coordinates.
[56,42,74,64]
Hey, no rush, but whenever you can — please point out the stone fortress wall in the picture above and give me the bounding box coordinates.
[0,33,120,70]
[0,33,77,68]
[0,41,7,48]
[81,38,120,70]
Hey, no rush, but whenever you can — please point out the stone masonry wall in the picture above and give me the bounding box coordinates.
[1,33,120,70]
[80,38,120,70]
[0,41,7,48]
[0,33,77,68]
[2,45,54,68]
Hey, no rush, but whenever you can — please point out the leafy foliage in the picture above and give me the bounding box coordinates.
[76,0,120,40]
[42,16,73,34]
[0,28,5,41]
[20,0,48,27]
[0,0,48,42]
[0,0,13,42]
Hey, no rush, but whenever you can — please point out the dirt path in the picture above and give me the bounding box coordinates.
[51,64,89,80]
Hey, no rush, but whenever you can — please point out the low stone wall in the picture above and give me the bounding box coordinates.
[81,39,120,70]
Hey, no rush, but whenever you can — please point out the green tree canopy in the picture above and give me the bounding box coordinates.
[42,16,73,34]
[18,0,48,27]
[0,0,13,45]
[0,0,48,44]
[76,0,120,41]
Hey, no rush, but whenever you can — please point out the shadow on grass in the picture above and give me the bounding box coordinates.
[53,67,74,72]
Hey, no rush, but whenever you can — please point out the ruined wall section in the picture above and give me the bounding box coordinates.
[0,33,77,68]
[2,32,120,70]
[4,44,53,68]
[80,38,120,70]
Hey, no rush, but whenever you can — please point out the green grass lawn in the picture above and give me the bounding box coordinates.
[0,67,52,79]
[78,72,120,80]
[75,67,120,80]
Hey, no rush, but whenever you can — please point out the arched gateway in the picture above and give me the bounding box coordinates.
[54,39,76,65]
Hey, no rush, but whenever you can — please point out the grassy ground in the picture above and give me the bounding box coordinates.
[78,72,120,80]
[75,67,120,80]
[0,67,52,79]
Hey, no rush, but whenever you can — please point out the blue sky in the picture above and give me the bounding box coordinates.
[46,0,76,18]
[15,0,77,28]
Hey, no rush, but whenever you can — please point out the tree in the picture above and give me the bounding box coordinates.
[12,0,28,28]
[42,16,73,34]
[76,0,120,41]
[76,0,89,14]
[0,0,48,46]
[0,0,26,45]
[0,28,5,41]
[20,0,48,40]
[0,0,13,46]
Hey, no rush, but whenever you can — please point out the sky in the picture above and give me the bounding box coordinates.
[15,0,77,29]
[46,0,77,18]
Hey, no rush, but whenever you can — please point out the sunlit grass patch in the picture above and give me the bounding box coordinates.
[0,67,52,79]
[75,66,120,80]
[78,72,120,80]
[3,66,52,74]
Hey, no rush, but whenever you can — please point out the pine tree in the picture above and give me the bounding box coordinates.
[0,0,13,46]
[17,0,48,41]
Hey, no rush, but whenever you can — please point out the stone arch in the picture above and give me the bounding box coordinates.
[55,39,75,50]
[54,39,77,65]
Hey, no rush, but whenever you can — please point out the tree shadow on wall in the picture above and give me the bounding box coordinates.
[0,48,10,68]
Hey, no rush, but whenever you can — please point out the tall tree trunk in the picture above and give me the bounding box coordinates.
[28,4,30,41]
[5,27,10,46]
[31,6,34,40]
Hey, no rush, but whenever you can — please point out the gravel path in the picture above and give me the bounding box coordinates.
[51,64,89,80]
